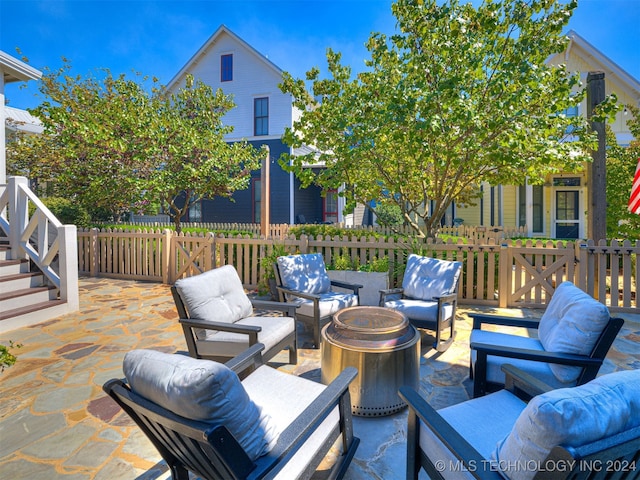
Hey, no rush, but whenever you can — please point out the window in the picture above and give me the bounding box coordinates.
[518,183,543,233]
[221,54,233,82]
[323,190,338,223]
[253,178,261,223]
[254,97,268,136]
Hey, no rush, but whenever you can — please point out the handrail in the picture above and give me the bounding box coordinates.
[0,176,79,310]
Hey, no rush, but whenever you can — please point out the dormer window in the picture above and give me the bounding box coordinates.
[221,54,233,82]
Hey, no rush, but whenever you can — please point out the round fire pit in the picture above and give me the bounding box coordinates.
[321,306,420,417]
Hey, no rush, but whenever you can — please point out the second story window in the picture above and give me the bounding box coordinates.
[221,54,233,82]
[254,97,268,136]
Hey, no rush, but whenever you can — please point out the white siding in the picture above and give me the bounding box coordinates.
[170,31,292,140]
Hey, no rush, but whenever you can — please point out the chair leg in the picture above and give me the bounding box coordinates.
[289,344,298,364]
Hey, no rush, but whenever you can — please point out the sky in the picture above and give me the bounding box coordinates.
[1,0,639,111]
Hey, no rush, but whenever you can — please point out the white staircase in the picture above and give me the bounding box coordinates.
[0,239,69,332]
[0,177,79,334]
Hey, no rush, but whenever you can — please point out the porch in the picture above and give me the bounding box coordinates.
[0,276,638,479]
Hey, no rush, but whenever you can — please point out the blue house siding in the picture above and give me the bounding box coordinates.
[199,138,293,223]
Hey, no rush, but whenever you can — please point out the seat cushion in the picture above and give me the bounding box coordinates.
[383,298,454,328]
[494,369,640,480]
[243,365,341,479]
[174,265,253,324]
[277,253,331,294]
[402,254,462,301]
[194,315,295,357]
[292,291,358,319]
[419,390,527,480]
[470,330,573,389]
[123,349,279,461]
[537,281,610,383]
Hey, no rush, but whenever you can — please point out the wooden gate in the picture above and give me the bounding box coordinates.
[501,240,576,308]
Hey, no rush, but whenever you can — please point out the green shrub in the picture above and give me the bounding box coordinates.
[374,204,403,226]
[42,197,91,228]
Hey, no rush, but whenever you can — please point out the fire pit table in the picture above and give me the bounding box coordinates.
[321,306,420,417]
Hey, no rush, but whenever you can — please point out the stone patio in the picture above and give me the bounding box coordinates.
[0,276,638,479]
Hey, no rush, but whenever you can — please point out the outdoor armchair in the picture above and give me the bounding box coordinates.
[380,254,462,352]
[103,343,360,480]
[469,281,624,397]
[400,364,640,480]
[172,265,298,365]
[274,253,361,348]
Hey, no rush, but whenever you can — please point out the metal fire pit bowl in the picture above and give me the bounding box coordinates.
[321,306,420,417]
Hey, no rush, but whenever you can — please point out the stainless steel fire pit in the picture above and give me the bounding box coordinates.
[321,306,420,417]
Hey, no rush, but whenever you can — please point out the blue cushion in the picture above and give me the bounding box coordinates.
[537,281,610,383]
[402,254,462,301]
[494,369,640,480]
[277,253,331,294]
[123,349,279,461]
[174,265,253,325]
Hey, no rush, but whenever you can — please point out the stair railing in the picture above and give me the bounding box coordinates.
[0,176,79,310]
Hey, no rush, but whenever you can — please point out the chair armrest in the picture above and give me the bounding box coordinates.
[470,342,604,367]
[275,286,321,302]
[469,313,540,330]
[179,318,262,334]
[226,343,265,375]
[434,292,458,303]
[398,386,504,480]
[250,299,299,317]
[501,364,553,399]
[252,367,359,479]
[379,287,404,305]
[330,280,363,294]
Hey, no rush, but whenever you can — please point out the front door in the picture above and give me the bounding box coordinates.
[555,190,579,239]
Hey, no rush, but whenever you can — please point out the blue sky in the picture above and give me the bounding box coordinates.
[2,0,639,111]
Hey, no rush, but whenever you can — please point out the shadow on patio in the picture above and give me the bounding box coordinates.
[0,277,638,479]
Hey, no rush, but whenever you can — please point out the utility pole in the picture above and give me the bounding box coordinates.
[586,71,607,242]
[260,146,271,238]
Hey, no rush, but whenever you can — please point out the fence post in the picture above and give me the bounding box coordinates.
[576,243,588,290]
[90,228,99,277]
[163,229,172,284]
[58,225,79,311]
[498,243,509,308]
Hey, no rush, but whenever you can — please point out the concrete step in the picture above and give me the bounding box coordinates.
[0,284,58,312]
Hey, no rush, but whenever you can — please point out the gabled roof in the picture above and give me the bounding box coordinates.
[0,50,42,83]
[166,24,283,91]
[561,30,640,105]
[5,106,44,134]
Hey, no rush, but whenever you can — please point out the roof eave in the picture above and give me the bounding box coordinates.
[1,50,42,83]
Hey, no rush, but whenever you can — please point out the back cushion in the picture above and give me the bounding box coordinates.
[277,253,331,294]
[402,254,462,301]
[494,368,640,480]
[124,349,279,461]
[537,281,611,383]
[175,265,253,324]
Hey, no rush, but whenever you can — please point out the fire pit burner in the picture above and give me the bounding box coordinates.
[321,306,420,417]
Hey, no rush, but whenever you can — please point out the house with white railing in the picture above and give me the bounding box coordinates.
[0,51,79,333]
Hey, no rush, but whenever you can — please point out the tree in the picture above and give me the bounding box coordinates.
[279,0,617,237]
[606,105,640,239]
[8,61,263,231]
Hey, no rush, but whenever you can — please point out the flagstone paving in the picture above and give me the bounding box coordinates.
[0,277,638,479]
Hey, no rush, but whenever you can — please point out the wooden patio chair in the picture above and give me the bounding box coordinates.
[469,281,624,397]
[172,265,298,365]
[400,364,640,480]
[103,343,360,480]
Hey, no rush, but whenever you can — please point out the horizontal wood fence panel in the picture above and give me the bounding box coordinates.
[77,228,637,312]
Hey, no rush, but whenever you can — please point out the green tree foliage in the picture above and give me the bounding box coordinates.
[606,105,640,239]
[279,0,617,237]
[7,61,263,232]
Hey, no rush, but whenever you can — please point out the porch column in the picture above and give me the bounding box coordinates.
[587,71,606,242]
